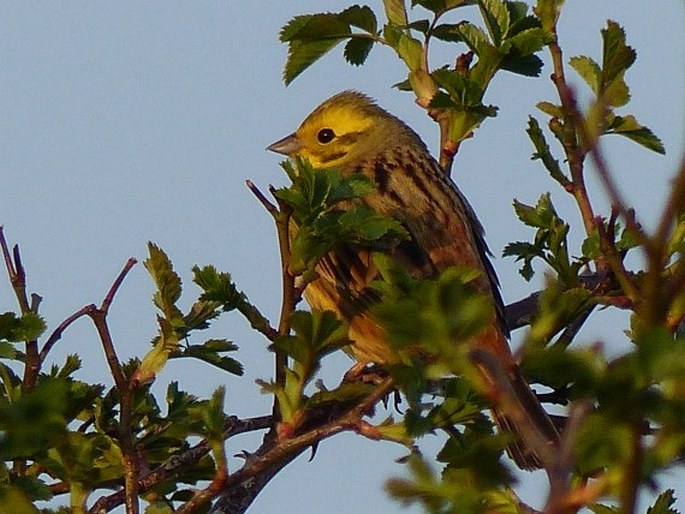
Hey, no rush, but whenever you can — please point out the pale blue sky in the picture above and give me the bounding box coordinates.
[0,2,683,513]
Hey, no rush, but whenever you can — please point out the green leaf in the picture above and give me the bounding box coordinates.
[601,20,636,87]
[344,37,374,66]
[502,27,550,56]
[526,116,567,185]
[145,243,184,322]
[534,0,563,32]
[0,312,46,342]
[338,5,377,33]
[9,475,52,502]
[431,23,465,42]
[280,14,352,85]
[134,316,179,385]
[383,0,408,26]
[453,22,492,56]
[512,193,558,228]
[407,19,430,35]
[647,489,679,514]
[201,386,227,441]
[478,0,509,46]
[581,229,600,260]
[502,241,539,281]
[574,415,632,473]
[283,38,345,86]
[569,55,601,94]
[171,339,243,376]
[0,486,41,514]
[607,115,665,154]
[499,53,543,77]
[397,33,424,70]
[535,101,563,118]
[192,265,243,310]
[0,380,69,460]
[0,342,18,359]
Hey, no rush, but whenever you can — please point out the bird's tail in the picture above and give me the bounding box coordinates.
[473,327,560,471]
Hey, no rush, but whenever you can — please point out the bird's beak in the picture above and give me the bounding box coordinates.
[266,132,301,156]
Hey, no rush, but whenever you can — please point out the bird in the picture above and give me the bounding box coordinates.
[267,90,559,470]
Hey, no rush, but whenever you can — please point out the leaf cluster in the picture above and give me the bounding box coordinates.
[274,158,407,277]
[280,1,553,149]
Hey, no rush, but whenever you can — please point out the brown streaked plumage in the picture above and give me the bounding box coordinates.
[268,90,559,470]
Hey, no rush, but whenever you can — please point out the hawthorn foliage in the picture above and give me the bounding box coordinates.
[0,2,682,514]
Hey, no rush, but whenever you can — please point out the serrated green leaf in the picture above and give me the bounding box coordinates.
[503,27,550,56]
[505,1,528,24]
[431,23,464,42]
[454,22,492,56]
[647,489,679,514]
[172,339,243,376]
[0,312,46,343]
[408,19,430,34]
[526,116,567,185]
[512,193,557,228]
[607,115,665,154]
[581,229,600,259]
[344,37,374,66]
[145,243,183,322]
[339,5,377,33]
[280,15,315,42]
[284,38,345,86]
[192,265,243,310]
[0,342,18,359]
[502,241,540,280]
[383,0,408,26]
[569,55,601,94]
[508,14,542,37]
[413,0,446,13]
[202,386,227,440]
[601,20,636,87]
[500,53,543,77]
[478,0,509,46]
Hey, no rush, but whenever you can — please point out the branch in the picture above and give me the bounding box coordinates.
[87,415,273,513]
[546,41,597,240]
[39,306,93,362]
[0,228,41,394]
[83,259,138,514]
[210,378,395,514]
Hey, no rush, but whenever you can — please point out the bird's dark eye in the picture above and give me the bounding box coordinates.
[317,128,335,144]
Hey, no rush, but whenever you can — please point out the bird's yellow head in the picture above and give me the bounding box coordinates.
[268,91,414,171]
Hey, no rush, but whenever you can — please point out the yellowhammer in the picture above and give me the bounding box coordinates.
[267,90,559,470]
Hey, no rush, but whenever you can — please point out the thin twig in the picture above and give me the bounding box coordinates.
[39,306,93,361]
[87,415,273,514]
[246,180,279,218]
[101,258,137,312]
[0,229,41,397]
[272,193,296,411]
[547,42,597,240]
